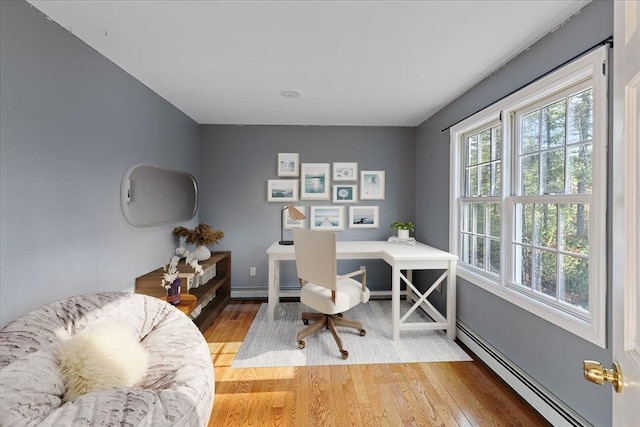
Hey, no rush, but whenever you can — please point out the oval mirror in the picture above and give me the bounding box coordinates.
[121,163,197,227]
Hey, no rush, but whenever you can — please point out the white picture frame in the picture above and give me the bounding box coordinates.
[310,206,344,230]
[360,170,385,200]
[332,184,357,203]
[349,206,379,228]
[333,162,358,181]
[267,179,298,202]
[301,163,330,200]
[278,153,299,177]
[283,205,306,229]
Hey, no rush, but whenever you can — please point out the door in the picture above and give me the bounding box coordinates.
[612,1,640,425]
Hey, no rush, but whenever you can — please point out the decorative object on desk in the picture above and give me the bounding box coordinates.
[173,223,224,261]
[310,206,344,231]
[232,302,472,368]
[300,163,330,200]
[333,162,358,181]
[267,179,299,202]
[162,247,204,304]
[390,221,414,239]
[360,170,385,200]
[332,184,357,203]
[279,205,306,245]
[349,206,379,228]
[278,153,299,177]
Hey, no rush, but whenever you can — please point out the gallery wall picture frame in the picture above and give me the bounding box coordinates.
[333,162,358,181]
[332,184,357,203]
[301,163,330,200]
[360,170,385,200]
[283,205,306,229]
[349,206,379,228]
[278,153,299,177]
[267,179,298,202]
[310,206,344,231]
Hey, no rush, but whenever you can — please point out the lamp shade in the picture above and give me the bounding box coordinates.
[279,205,306,245]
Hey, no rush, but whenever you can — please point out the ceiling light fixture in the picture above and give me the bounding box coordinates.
[279,90,301,99]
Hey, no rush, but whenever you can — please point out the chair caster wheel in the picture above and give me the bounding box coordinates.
[303,319,309,325]
[298,340,306,349]
[337,313,343,317]
[359,329,366,336]
[341,350,349,359]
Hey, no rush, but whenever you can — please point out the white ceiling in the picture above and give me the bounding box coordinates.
[27,0,591,127]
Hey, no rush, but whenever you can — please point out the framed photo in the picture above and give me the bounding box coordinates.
[283,205,306,229]
[360,170,385,200]
[301,163,330,200]
[310,206,344,230]
[278,153,299,177]
[349,206,379,228]
[332,184,357,203]
[267,179,298,202]
[333,162,358,181]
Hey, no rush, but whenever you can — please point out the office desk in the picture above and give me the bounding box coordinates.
[266,241,458,340]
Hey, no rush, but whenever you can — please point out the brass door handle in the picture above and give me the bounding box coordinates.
[583,360,624,393]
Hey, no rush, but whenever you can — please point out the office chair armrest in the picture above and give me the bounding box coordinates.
[338,268,367,291]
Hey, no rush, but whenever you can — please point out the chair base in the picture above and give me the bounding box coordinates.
[296,312,366,359]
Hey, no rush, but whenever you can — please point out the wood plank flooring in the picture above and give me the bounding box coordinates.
[204,301,551,427]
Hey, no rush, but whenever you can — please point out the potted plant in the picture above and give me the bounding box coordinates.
[173,223,224,261]
[390,221,414,239]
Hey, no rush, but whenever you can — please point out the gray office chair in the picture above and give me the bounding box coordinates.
[293,228,371,359]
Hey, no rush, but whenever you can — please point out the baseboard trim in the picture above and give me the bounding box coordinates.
[456,321,591,427]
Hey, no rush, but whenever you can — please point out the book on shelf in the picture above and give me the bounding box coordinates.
[387,236,416,245]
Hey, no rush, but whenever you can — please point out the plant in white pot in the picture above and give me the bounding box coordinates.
[390,221,414,239]
[172,224,224,261]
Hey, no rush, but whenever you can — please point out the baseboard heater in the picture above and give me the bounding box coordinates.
[456,321,591,427]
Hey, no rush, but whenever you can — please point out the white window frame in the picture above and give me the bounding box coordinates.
[449,47,607,347]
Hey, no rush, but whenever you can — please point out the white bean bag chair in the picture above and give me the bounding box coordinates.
[0,292,214,426]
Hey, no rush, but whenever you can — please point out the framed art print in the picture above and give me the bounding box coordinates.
[310,206,344,230]
[267,179,298,202]
[349,206,379,228]
[332,184,357,203]
[333,162,358,181]
[360,170,385,200]
[301,163,330,200]
[283,205,306,229]
[278,153,299,177]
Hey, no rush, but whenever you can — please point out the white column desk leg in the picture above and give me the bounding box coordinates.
[447,260,457,339]
[392,265,400,341]
[268,258,279,321]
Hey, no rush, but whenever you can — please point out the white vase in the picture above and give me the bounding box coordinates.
[193,245,211,261]
[397,229,410,239]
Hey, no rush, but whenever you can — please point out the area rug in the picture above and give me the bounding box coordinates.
[231,301,472,368]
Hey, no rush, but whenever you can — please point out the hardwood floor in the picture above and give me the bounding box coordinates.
[204,301,550,427]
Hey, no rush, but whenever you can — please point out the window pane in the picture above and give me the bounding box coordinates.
[560,203,589,255]
[567,89,593,144]
[541,148,565,195]
[568,144,592,194]
[540,250,557,297]
[480,164,491,196]
[461,233,471,265]
[533,203,558,249]
[491,162,501,196]
[515,203,534,244]
[488,203,500,237]
[480,129,491,163]
[521,111,540,154]
[492,126,502,161]
[474,203,485,234]
[489,239,500,274]
[474,236,485,269]
[468,135,478,165]
[541,100,566,149]
[521,154,540,195]
[517,244,533,289]
[467,166,478,197]
[461,203,471,232]
[561,254,589,310]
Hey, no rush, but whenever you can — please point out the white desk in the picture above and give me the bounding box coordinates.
[266,241,458,340]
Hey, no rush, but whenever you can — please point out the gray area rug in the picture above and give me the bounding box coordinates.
[232,301,472,367]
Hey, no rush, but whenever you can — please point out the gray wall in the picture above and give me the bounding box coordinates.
[0,1,200,327]
[414,1,613,426]
[199,125,416,293]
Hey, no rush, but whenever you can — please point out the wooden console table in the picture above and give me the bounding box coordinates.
[135,251,231,332]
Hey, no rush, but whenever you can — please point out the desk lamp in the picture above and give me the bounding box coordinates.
[279,205,306,245]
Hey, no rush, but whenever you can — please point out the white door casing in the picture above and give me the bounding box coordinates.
[612,1,640,425]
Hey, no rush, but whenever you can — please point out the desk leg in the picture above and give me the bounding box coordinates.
[268,258,279,321]
[447,260,457,339]
[392,265,400,341]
